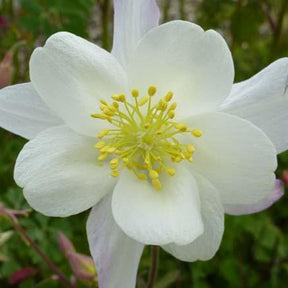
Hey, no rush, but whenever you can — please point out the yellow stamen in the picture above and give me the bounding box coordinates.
[91,86,202,191]
[110,158,119,169]
[168,111,175,119]
[166,167,175,176]
[169,102,177,110]
[138,95,149,106]
[187,145,195,154]
[152,179,162,191]
[148,86,157,96]
[98,153,108,161]
[149,170,159,179]
[132,89,139,98]
[98,130,109,139]
[94,141,106,149]
[192,129,203,137]
[137,173,148,180]
[165,91,174,102]
[91,113,109,120]
[111,171,119,177]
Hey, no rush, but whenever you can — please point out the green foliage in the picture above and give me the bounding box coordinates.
[18,0,95,37]
[1,0,288,287]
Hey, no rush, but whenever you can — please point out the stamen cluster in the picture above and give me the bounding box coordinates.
[91,86,202,191]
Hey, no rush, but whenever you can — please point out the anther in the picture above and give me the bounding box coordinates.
[98,130,109,139]
[165,91,174,102]
[103,108,115,116]
[149,170,159,179]
[94,141,106,149]
[192,129,203,137]
[132,89,139,98]
[168,111,175,119]
[111,171,119,177]
[111,94,120,101]
[98,153,108,161]
[175,124,188,132]
[166,167,175,176]
[169,102,177,110]
[187,145,195,154]
[110,158,119,169]
[137,173,148,180]
[118,94,126,102]
[91,113,108,120]
[152,179,162,191]
[138,95,149,106]
[100,100,108,105]
[148,86,157,96]
[112,102,119,109]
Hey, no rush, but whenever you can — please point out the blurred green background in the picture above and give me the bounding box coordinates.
[1,0,288,287]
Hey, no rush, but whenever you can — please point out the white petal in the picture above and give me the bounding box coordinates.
[0,83,62,139]
[184,112,277,205]
[127,21,234,118]
[225,179,284,215]
[87,194,144,288]
[14,126,116,217]
[221,58,288,153]
[112,166,203,246]
[163,172,224,262]
[112,0,160,68]
[30,32,127,137]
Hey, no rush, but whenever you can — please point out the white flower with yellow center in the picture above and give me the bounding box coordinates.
[0,0,287,287]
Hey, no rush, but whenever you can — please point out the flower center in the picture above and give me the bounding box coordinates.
[91,86,202,191]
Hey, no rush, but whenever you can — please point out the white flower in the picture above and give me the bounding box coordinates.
[0,0,287,287]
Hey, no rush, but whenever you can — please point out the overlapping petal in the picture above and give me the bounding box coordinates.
[14,126,116,217]
[163,172,224,261]
[112,0,160,67]
[184,112,277,205]
[30,32,128,137]
[112,166,203,246]
[0,83,62,139]
[87,194,144,288]
[127,21,234,118]
[221,58,288,153]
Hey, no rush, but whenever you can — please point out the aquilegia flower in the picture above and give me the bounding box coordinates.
[0,0,287,287]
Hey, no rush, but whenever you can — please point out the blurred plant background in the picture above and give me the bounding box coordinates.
[0,0,288,287]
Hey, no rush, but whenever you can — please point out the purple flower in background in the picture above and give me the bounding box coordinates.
[0,15,6,28]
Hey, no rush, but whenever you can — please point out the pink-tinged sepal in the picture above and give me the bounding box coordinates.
[225,180,284,215]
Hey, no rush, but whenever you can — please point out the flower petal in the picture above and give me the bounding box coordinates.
[185,112,277,205]
[225,179,284,215]
[112,166,203,246]
[14,126,116,217]
[112,0,160,68]
[163,172,224,262]
[87,194,144,288]
[127,21,234,118]
[0,83,62,139]
[221,58,288,153]
[30,32,127,137]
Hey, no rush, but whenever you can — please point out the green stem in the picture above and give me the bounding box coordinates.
[147,246,159,288]
[9,215,74,288]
